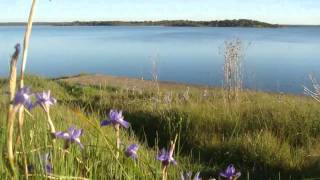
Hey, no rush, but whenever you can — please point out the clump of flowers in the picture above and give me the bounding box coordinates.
[55,126,84,149]
[125,144,139,159]
[181,171,201,180]
[219,164,241,180]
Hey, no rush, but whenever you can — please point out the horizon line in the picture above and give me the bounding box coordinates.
[0,19,319,26]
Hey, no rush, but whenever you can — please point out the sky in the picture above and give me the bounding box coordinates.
[1,0,320,25]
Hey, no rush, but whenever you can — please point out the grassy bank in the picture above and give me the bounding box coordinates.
[1,74,320,179]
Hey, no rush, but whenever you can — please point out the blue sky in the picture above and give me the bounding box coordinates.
[1,0,320,25]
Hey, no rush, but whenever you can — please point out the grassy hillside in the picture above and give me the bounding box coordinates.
[1,74,320,179]
[0,76,202,179]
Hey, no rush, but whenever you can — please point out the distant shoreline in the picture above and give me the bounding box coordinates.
[0,19,283,28]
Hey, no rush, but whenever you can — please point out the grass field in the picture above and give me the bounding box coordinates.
[1,74,320,179]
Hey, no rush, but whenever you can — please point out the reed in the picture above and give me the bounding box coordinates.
[151,56,160,96]
[20,0,37,88]
[6,44,20,175]
[223,38,244,102]
[8,44,20,109]
[17,0,37,178]
[304,74,320,102]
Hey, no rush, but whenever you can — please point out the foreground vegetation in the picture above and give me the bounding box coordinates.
[0,76,204,179]
[1,74,320,179]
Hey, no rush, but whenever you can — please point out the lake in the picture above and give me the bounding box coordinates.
[0,25,320,94]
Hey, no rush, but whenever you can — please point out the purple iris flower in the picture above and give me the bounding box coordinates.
[181,171,201,180]
[220,164,241,180]
[125,144,139,159]
[34,90,57,109]
[101,110,130,129]
[14,43,21,53]
[13,87,33,110]
[27,164,35,173]
[181,172,201,180]
[157,148,177,166]
[41,153,53,174]
[55,126,84,149]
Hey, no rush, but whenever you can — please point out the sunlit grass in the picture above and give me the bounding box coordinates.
[1,75,320,179]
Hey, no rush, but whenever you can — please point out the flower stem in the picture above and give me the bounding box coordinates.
[115,124,120,159]
[18,111,29,179]
[162,166,168,180]
[162,135,178,180]
[45,107,56,135]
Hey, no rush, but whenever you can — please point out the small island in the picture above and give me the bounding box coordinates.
[0,19,280,28]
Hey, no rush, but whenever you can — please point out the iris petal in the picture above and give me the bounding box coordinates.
[118,119,130,128]
[74,138,84,149]
[55,132,70,139]
[101,120,112,126]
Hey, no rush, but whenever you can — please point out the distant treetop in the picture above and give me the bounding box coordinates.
[1,19,280,28]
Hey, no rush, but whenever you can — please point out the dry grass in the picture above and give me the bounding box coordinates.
[223,38,245,102]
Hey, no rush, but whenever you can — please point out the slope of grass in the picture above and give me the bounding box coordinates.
[0,76,204,179]
[1,75,320,179]
[59,74,320,179]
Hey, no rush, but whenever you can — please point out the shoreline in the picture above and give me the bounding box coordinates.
[0,73,305,96]
[0,19,280,28]
[56,73,304,97]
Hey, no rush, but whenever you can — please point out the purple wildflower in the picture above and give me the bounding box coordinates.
[157,148,177,166]
[181,171,201,180]
[41,153,53,174]
[101,109,130,129]
[125,144,139,159]
[14,43,21,53]
[220,164,241,180]
[34,90,57,109]
[13,87,33,110]
[55,126,84,149]
[27,164,35,174]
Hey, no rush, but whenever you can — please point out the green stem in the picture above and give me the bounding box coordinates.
[18,111,29,179]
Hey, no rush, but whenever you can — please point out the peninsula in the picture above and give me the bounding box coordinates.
[0,19,280,28]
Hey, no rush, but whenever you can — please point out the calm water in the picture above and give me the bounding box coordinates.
[0,26,320,94]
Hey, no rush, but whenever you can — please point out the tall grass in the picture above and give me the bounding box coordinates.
[223,38,244,102]
[304,74,320,102]
[17,0,37,177]
[6,44,20,175]
[55,76,320,179]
